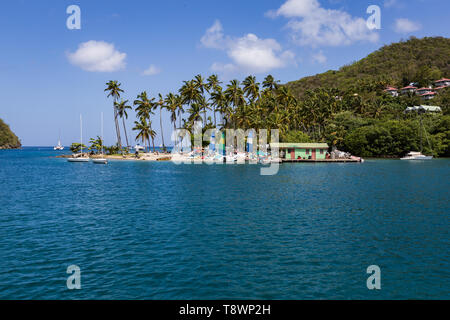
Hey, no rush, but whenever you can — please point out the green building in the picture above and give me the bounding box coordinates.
[270,143,329,161]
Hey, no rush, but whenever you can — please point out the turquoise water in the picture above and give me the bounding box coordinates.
[0,147,449,299]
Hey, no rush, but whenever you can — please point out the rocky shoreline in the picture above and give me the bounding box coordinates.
[0,144,21,150]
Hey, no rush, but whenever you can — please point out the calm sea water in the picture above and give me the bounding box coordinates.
[0,147,448,299]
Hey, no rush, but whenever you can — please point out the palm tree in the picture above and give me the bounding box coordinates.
[155,93,166,150]
[243,75,260,103]
[262,74,279,91]
[186,102,203,127]
[132,117,151,152]
[148,121,157,153]
[180,79,202,123]
[105,80,124,148]
[210,87,227,127]
[134,91,154,120]
[115,99,132,148]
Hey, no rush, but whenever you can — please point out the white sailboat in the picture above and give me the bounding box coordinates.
[401,112,433,160]
[68,115,89,162]
[54,131,64,150]
[93,112,108,164]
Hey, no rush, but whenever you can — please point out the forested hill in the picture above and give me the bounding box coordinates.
[0,118,21,149]
[285,37,450,98]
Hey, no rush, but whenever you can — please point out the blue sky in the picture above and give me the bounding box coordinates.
[0,0,449,146]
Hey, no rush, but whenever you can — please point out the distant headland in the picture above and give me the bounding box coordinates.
[0,118,21,149]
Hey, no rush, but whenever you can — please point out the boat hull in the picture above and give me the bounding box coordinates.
[92,159,108,164]
[400,156,433,160]
[67,158,90,162]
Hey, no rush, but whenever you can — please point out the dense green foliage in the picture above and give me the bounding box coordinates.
[69,143,86,154]
[285,37,450,97]
[0,118,20,149]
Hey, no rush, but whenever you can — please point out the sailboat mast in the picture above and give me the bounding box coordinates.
[101,112,104,155]
[420,115,423,152]
[80,114,83,155]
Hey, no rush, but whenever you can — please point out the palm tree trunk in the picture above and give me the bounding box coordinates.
[113,99,122,148]
[152,138,155,153]
[122,117,129,148]
[174,122,177,151]
[160,110,165,148]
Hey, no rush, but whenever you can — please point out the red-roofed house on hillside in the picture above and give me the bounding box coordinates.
[434,78,450,87]
[420,92,436,100]
[384,87,398,97]
[401,86,417,95]
[416,87,433,96]
[434,86,448,92]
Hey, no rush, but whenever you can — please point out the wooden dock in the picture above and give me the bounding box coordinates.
[282,158,362,163]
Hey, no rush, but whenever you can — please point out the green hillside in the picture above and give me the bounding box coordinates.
[0,118,21,149]
[286,37,450,97]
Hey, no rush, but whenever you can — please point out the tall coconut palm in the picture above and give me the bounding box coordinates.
[148,121,157,153]
[165,93,180,147]
[105,80,124,147]
[180,80,201,126]
[262,74,279,91]
[132,117,151,152]
[207,74,222,127]
[154,93,167,150]
[210,87,227,127]
[194,74,209,123]
[134,91,155,120]
[115,99,132,148]
[243,75,260,103]
[186,102,203,127]
[225,80,245,128]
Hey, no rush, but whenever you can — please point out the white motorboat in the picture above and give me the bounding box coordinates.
[134,144,145,152]
[68,114,89,163]
[400,151,433,160]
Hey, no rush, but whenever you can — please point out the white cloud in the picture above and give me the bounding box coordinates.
[201,21,295,74]
[142,64,161,76]
[384,0,397,8]
[394,18,421,34]
[67,40,126,72]
[200,20,225,49]
[268,0,379,47]
[312,51,327,64]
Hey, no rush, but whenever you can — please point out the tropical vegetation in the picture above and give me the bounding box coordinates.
[94,37,450,158]
[0,118,21,149]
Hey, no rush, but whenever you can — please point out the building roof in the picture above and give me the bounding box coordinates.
[384,87,398,91]
[417,87,432,91]
[434,78,450,83]
[270,143,329,149]
[434,86,447,90]
[420,92,436,96]
[401,86,417,90]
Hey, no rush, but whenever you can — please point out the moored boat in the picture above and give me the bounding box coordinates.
[68,115,89,163]
[400,151,433,160]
